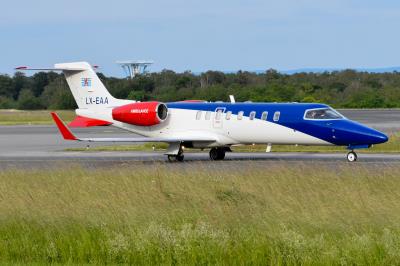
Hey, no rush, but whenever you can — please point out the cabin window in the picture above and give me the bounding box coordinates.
[304,108,344,120]
[249,111,256,120]
[273,111,280,122]
[226,111,232,120]
[196,111,202,120]
[215,110,222,120]
[205,111,211,120]
[238,111,244,120]
[261,111,268,120]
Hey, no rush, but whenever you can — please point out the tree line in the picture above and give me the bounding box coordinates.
[1,69,400,110]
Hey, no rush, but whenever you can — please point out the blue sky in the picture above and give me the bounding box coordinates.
[1,0,400,76]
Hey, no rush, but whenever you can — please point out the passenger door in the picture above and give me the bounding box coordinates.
[213,107,225,129]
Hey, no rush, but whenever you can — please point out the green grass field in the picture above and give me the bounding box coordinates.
[1,163,400,264]
[0,110,74,125]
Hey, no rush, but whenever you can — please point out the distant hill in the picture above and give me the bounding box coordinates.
[235,67,399,75]
[216,67,400,75]
[179,67,400,75]
[280,67,400,74]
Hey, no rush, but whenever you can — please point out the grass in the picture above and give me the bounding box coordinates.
[1,163,400,264]
[0,109,74,125]
[66,132,400,153]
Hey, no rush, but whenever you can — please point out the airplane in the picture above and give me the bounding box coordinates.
[17,62,389,162]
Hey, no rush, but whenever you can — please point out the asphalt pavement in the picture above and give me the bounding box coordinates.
[0,109,398,168]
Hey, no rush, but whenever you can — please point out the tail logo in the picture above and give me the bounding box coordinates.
[81,78,92,87]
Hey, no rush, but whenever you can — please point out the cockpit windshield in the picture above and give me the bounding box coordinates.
[304,108,344,120]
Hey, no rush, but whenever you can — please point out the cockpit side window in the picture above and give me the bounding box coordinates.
[304,108,343,120]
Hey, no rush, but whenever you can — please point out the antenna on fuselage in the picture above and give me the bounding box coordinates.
[229,95,236,103]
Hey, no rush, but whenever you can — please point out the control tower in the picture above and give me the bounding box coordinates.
[116,60,154,78]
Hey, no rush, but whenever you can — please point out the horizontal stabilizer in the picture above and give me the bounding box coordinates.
[68,116,112,128]
[16,62,99,72]
[15,66,86,71]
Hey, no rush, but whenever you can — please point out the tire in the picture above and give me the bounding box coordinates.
[209,148,225,161]
[168,154,184,162]
[167,155,176,162]
[347,151,357,162]
[176,154,184,162]
[217,148,225,160]
[209,148,219,160]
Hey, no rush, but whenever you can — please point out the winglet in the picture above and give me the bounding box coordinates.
[50,112,78,140]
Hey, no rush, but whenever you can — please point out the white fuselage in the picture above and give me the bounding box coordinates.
[76,106,331,148]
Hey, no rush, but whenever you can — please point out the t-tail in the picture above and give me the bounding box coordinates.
[58,62,117,109]
[16,62,131,109]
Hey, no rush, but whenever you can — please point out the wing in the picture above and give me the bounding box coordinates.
[51,112,216,143]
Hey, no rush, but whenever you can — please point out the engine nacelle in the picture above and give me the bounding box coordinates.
[112,102,168,126]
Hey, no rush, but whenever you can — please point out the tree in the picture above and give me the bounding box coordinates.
[17,89,43,110]
[0,96,15,109]
[32,72,49,96]
[40,77,76,109]
[0,75,13,98]
[265,69,281,81]
[128,90,146,101]
[1,67,400,110]
[12,72,29,100]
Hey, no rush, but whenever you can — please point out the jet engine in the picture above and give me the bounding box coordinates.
[112,102,168,126]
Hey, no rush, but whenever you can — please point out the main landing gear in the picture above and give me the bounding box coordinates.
[209,148,226,161]
[167,153,184,162]
[347,151,358,162]
[166,143,185,162]
[167,147,227,162]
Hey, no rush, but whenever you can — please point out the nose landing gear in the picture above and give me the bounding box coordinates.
[347,151,358,162]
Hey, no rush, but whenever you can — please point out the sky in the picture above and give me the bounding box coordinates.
[1,0,400,77]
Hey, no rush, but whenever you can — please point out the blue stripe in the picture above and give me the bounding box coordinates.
[167,102,327,121]
[166,102,387,146]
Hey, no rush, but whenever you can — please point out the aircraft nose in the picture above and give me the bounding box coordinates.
[359,127,389,145]
[371,131,389,144]
[337,120,389,146]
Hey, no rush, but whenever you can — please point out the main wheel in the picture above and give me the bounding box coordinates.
[167,155,176,162]
[347,151,357,162]
[209,148,219,160]
[209,148,225,161]
[217,148,225,160]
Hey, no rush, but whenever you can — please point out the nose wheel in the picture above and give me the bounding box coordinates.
[347,151,357,162]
